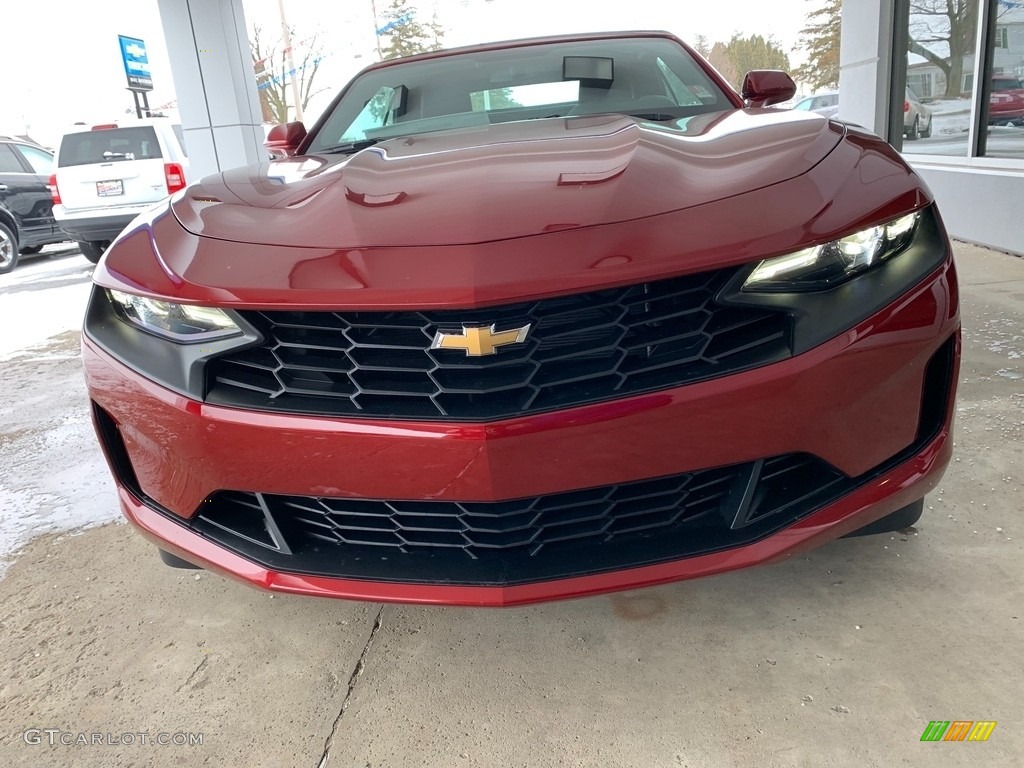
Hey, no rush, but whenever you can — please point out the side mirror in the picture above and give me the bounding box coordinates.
[741,71,797,108]
[265,121,307,158]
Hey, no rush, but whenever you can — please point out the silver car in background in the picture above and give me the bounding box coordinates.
[792,91,839,119]
[904,87,932,140]
[792,88,932,141]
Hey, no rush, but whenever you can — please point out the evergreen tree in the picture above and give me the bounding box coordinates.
[378,0,445,61]
[708,35,792,91]
[795,0,842,91]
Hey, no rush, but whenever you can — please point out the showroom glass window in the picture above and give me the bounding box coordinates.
[896,0,1024,160]
[899,0,980,157]
[983,6,1024,159]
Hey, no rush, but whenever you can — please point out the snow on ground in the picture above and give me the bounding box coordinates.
[0,282,92,359]
[0,247,94,360]
[0,377,120,577]
[927,97,973,116]
[0,246,121,575]
[904,96,1024,157]
[925,98,972,137]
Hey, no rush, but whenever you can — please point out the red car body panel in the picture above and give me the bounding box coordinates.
[169,111,843,249]
[116,424,951,607]
[989,97,1024,122]
[989,77,1024,122]
[83,259,956,518]
[83,32,960,604]
[93,131,927,310]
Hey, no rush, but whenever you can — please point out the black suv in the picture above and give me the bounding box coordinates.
[0,137,68,274]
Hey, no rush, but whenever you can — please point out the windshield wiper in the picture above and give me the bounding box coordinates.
[317,139,385,155]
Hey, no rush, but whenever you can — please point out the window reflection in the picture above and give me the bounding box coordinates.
[898,0,1024,159]
[982,7,1024,159]
[902,0,980,156]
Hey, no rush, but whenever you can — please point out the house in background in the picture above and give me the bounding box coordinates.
[907,7,1024,99]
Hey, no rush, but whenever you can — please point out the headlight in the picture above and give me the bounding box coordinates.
[107,289,241,342]
[742,212,920,292]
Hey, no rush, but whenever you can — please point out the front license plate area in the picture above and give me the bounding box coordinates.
[96,180,123,197]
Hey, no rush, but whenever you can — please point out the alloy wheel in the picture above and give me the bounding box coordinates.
[0,226,16,270]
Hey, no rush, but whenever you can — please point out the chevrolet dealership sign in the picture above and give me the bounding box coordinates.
[118,35,153,92]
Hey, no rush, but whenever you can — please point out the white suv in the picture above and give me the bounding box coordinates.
[50,119,189,263]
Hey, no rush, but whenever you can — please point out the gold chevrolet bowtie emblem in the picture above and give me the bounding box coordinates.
[431,323,531,356]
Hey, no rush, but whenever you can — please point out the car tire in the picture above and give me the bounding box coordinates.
[920,118,931,139]
[158,549,203,570]
[0,221,20,275]
[906,117,920,141]
[842,499,924,538]
[77,240,108,264]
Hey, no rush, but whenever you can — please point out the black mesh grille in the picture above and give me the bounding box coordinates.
[205,268,791,421]
[191,454,848,585]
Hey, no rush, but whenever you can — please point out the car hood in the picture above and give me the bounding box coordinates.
[170,110,843,248]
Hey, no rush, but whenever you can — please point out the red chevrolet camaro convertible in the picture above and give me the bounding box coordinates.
[83,32,959,606]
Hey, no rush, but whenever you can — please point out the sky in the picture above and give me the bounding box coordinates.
[0,0,816,148]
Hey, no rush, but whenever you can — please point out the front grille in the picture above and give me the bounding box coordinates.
[191,454,848,585]
[205,268,791,421]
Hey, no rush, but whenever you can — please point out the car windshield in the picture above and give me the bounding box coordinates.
[306,37,731,153]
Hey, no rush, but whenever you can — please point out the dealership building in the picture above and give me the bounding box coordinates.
[152,0,1022,254]
[841,0,1022,253]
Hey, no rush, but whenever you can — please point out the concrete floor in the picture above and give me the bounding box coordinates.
[0,242,1021,767]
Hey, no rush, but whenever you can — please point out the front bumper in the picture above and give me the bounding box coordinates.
[83,256,960,605]
[113,429,951,606]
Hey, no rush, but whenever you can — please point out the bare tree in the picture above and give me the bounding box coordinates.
[908,0,977,99]
[428,10,446,51]
[692,35,712,59]
[251,23,328,124]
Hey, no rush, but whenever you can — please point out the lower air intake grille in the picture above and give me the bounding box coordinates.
[191,453,847,586]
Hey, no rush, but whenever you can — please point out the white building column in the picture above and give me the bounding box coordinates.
[156,0,265,179]
[838,0,897,138]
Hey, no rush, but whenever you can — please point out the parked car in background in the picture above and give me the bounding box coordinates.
[0,137,68,274]
[792,91,840,118]
[84,31,959,605]
[903,87,933,140]
[988,75,1024,125]
[0,133,50,151]
[51,119,189,264]
[793,88,932,141]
